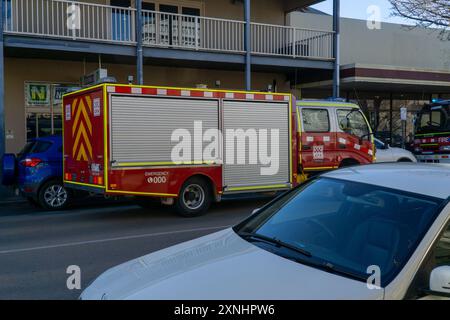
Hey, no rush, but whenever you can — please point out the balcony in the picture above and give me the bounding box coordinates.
[2,0,334,62]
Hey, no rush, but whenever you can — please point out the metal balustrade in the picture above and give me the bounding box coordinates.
[3,0,334,60]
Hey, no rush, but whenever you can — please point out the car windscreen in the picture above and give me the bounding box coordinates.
[235,178,445,287]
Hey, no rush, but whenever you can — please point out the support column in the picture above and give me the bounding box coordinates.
[136,0,144,85]
[389,92,393,144]
[0,0,5,157]
[244,0,251,91]
[332,0,340,98]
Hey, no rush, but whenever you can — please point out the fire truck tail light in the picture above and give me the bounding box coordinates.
[20,158,42,167]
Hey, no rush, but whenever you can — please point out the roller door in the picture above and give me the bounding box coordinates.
[222,100,291,190]
[110,95,219,167]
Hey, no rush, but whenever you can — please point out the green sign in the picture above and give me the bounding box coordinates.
[26,83,50,106]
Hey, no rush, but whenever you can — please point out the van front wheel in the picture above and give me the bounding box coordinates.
[175,177,212,218]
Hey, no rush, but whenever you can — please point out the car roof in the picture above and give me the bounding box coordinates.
[322,163,450,200]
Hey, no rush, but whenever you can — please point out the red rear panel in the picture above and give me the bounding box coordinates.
[63,86,106,191]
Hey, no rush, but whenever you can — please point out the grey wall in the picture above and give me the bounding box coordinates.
[288,12,450,71]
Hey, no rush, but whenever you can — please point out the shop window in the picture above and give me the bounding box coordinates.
[27,113,64,141]
[26,114,37,141]
[25,83,78,142]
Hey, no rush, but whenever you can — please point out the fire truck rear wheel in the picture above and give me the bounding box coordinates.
[175,177,212,218]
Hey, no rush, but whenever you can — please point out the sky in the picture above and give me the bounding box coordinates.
[311,0,414,25]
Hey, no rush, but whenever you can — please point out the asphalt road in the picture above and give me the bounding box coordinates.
[0,198,268,300]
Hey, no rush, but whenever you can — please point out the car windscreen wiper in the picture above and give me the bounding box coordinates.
[239,232,312,258]
[319,261,369,283]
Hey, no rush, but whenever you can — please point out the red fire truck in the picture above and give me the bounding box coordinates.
[413,99,450,164]
[63,84,374,217]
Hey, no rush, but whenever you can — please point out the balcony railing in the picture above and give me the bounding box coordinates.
[2,0,334,60]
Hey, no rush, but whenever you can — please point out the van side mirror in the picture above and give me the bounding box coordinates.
[340,118,350,131]
[428,266,450,298]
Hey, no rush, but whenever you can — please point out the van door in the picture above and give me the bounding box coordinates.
[299,107,337,172]
[335,108,373,165]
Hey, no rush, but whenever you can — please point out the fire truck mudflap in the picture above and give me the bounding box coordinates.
[64,84,295,217]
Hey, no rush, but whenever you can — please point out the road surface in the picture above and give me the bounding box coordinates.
[0,198,268,300]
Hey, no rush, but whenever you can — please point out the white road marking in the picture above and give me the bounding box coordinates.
[0,225,230,255]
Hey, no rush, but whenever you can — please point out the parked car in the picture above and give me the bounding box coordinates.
[1,136,73,210]
[80,163,450,300]
[374,138,417,163]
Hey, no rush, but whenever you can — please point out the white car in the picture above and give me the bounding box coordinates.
[375,138,417,163]
[81,164,450,300]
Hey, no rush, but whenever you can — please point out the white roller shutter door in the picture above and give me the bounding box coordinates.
[222,100,290,190]
[110,95,219,166]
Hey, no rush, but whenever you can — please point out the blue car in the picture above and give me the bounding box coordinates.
[2,136,72,210]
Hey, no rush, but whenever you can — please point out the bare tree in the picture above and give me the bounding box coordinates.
[388,0,450,39]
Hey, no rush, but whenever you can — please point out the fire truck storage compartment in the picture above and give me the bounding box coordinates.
[110,95,220,167]
[222,100,291,191]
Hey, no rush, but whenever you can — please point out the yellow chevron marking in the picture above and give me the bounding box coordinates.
[85,96,92,112]
[72,96,93,162]
[76,143,89,162]
[73,122,92,159]
[72,99,92,135]
[72,98,78,116]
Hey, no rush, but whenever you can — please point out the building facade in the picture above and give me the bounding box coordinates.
[0,0,337,153]
[289,11,450,146]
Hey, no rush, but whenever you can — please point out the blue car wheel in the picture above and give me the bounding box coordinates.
[1,154,17,186]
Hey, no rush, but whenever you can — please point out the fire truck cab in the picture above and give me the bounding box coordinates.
[414,100,450,163]
[297,101,374,175]
[63,84,374,217]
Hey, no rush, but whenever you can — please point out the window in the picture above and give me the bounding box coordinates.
[301,109,330,132]
[25,83,75,142]
[3,0,12,30]
[111,0,132,41]
[182,7,200,16]
[420,111,444,128]
[30,141,53,154]
[405,221,450,299]
[19,140,52,156]
[236,178,445,287]
[337,109,370,139]
[375,139,384,149]
[143,3,155,11]
[434,223,450,267]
